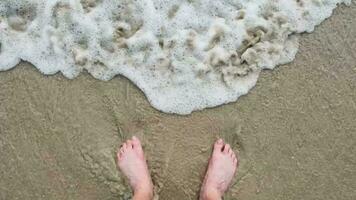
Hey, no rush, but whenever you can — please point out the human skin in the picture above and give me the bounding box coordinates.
[117,137,238,200]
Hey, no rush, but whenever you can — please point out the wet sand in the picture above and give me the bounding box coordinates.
[0,3,355,200]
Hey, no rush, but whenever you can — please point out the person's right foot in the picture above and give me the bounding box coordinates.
[200,139,239,200]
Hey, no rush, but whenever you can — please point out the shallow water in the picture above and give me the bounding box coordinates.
[0,0,351,114]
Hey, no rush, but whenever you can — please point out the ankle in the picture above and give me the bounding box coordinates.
[133,191,153,200]
[133,185,154,200]
[200,188,222,200]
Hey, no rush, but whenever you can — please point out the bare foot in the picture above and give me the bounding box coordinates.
[200,139,239,200]
[117,136,153,200]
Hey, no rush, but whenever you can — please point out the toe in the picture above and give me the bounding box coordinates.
[214,138,224,152]
[117,148,125,161]
[133,137,146,160]
[132,136,142,148]
[230,151,235,159]
[223,144,231,154]
[126,139,133,149]
[233,157,238,166]
[119,149,124,159]
[117,145,122,156]
[132,136,144,154]
[122,143,127,151]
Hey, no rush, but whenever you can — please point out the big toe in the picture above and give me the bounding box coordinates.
[132,136,143,152]
[213,139,224,153]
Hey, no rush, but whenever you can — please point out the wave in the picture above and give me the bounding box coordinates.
[0,0,351,114]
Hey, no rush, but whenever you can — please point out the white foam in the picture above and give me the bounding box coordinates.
[0,0,351,114]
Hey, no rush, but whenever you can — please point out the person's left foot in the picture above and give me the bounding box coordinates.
[117,136,153,199]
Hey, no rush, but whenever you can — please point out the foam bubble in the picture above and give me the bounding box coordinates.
[0,0,351,114]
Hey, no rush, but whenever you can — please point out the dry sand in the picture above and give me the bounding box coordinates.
[0,3,355,200]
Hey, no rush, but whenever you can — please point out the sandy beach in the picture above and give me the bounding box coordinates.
[0,2,355,200]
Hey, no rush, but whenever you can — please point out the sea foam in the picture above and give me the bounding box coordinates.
[0,0,351,114]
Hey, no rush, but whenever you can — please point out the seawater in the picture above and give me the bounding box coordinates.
[0,0,351,114]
